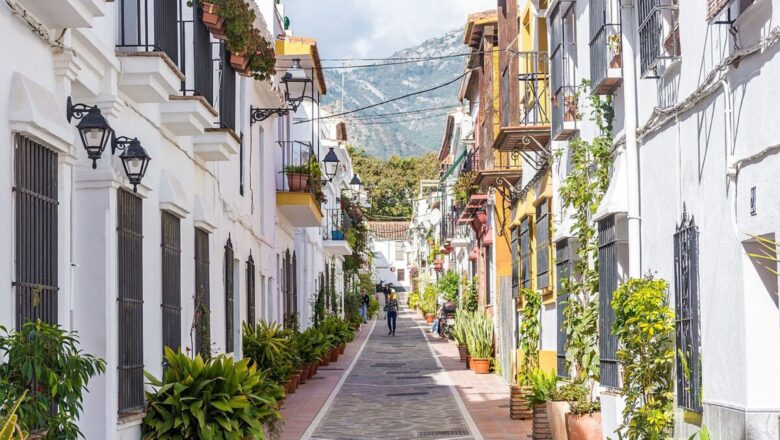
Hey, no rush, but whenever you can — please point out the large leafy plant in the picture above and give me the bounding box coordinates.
[0,322,105,440]
[461,276,479,312]
[143,348,283,439]
[420,284,437,315]
[527,369,558,405]
[465,311,493,359]
[518,288,541,384]
[437,270,460,305]
[612,277,675,439]
[242,321,294,385]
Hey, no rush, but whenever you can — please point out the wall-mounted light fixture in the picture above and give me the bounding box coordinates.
[322,147,340,182]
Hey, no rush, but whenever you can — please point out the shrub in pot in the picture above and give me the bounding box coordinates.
[283,164,310,192]
[548,382,588,440]
[451,310,471,362]
[465,311,493,374]
[566,399,602,440]
[0,322,105,440]
[143,348,283,439]
[242,320,294,386]
[528,369,557,440]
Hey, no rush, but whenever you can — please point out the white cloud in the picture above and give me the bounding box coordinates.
[283,0,496,59]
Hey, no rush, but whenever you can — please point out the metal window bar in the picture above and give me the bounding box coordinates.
[536,200,551,290]
[219,43,237,131]
[517,52,550,126]
[117,189,144,414]
[224,238,234,353]
[246,256,256,327]
[117,0,179,64]
[277,141,316,196]
[589,0,622,90]
[555,239,571,378]
[292,252,298,316]
[194,228,210,357]
[161,211,182,353]
[520,217,532,289]
[674,209,702,412]
[323,208,345,240]
[13,135,59,328]
[192,3,214,105]
[598,215,620,388]
[485,245,492,305]
[638,0,680,78]
[511,227,520,299]
[551,4,578,137]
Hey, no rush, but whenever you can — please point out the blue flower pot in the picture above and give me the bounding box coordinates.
[331,230,345,240]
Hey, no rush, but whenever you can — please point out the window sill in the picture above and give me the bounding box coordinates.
[117,411,145,429]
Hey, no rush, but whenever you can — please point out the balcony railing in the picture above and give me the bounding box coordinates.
[323,208,347,241]
[277,141,316,195]
[590,0,622,94]
[481,149,522,171]
[552,86,578,140]
[218,43,236,131]
[638,0,680,78]
[517,52,551,127]
[117,0,179,61]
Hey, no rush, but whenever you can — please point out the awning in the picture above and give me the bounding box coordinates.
[440,149,468,182]
[593,147,628,222]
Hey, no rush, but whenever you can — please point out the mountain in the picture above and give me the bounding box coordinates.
[321,29,465,159]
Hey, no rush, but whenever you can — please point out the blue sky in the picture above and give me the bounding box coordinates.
[282,0,496,60]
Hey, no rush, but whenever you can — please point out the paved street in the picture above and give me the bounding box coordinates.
[309,306,476,440]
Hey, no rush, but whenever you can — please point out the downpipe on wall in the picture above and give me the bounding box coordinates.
[621,0,641,279]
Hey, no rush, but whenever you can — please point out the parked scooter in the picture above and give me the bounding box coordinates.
[437,301,458,340]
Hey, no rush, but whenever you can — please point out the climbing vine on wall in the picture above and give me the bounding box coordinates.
[554,80,614,384]
[518,288,541,384]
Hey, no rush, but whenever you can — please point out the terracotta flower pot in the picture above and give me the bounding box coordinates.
[339,344,346,355]
[286,172,309,192]
[297,369,306,385]
[307,363,315,379]
[510,385,533,420]
[457,344,469,362]
[425,313,435,324]
[546,401,570,440]
[230,53,249,71]
[313,363,319,375]
[329,348,339,363]
[466,355,471,370]
[320,355,330,367]
[610,54,622,69]
[533,403,552,440]
[566,412,602,440]
[470,357,491,374]
[200,2,224,29]
[210,25,227,41]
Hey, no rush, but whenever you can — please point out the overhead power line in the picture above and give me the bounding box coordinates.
[354,111,453,126]
[343,105,460,120]
[294,69,475,124]
[274,49,501,71]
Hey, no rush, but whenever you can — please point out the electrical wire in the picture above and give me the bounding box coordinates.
[342,105,461,120]
[294,69,474,124]
[274,49,500,71]
[352,111,453,126]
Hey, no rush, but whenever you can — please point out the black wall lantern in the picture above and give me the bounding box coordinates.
[350,173,362,195]
[66,97,112,169]
[322,147,340,182]
[67,97,151,191]
[113,135,151,193]
[250,58,313,124]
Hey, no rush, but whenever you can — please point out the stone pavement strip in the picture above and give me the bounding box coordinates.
[307,306,478,440]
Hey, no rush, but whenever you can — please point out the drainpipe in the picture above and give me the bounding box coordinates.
[621,1,642,278]
[721,79,740,237]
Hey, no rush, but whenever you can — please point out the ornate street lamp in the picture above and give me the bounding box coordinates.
[113,136,151,193]
[350,173,362,195]
[322,147,340,182]
[66,97,112,169]
[250,58,313,124]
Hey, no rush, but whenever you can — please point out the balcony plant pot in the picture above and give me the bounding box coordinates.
[425,313,435,324]
[457,344,469,362]
[286,172,309,192]
[470,358,491,374]
[230,53,249,71]
[610,53,622,69]
[546,401,570,440]
[331,230,345,240]
[510,385,533,420]
[565,412,602,440]
[200,2,224,29]
[563,96,578,122]
[533,403,552,440]
[210,25,227,41]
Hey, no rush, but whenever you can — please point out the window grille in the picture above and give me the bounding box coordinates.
[555,239,572,378]
[161,211,181,353]
[674,208,702,412]
[485,245,493,305]
[117,189,144,413]
[550,2,578,137]
[193,5,214,105]
[292,252,298,315]
[224,238,234,352]
[194,228,210,357]
[589,0,622,93]
[511,226,520,298]
[536,200,551,290]
[13,135,59,328]
[246,255,256,327]
[598,215,620,388]
[219,43,236,131]
[520,217,532,289]
[116,0,179,64]
[638,0,680,78]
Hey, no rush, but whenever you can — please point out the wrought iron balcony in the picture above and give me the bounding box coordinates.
[323,208,346,241]
[276,141,323,227]
[552,86,578,141]
[590,0,623,95]
[474,149,522,189]
[494,51,551,154]
[638,0,680,78]
[550,3,578,140]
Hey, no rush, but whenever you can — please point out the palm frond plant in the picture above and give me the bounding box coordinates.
[242,320,294,385]
[466,311,494,359]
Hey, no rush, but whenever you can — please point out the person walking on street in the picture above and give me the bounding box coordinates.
[385,291,399,335]
[359,288,370,323]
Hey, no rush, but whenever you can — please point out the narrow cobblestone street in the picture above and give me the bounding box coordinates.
[309,305,477,440]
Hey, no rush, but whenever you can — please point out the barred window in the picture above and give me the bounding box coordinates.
[246,255,256,327]
[598,215,620,388]
[536,200,551,290]
[397,268,405,282]
[638,0,680,78]
[194,228,210,357]
[224,238,234,352]
[117,189,144,413]
[485,245,493,305]
[511,226,520,299]
[161,211,181,353]
[555,239,573,378]
[674,209,702,412]
[13,135,59,328]
[219,42,237,131]
[520,217,532,289]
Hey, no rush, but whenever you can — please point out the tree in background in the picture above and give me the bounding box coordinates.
[348,146,439,218]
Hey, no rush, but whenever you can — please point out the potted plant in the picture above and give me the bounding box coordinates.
[199,1,224,32]
[548,382,588,440]
[513,288,541,421]
[528,369,557,440]
[563,93,578,122]
[465,311,493,374]
[452,310,472,363]
[566,399,602,440]
[607,33,622,69]
[331,229,345,240]
[230,51,249,71]
[284,164,311,192]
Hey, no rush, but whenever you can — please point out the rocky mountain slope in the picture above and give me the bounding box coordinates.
[321,29,465,158]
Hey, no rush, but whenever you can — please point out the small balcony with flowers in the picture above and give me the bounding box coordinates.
[322,207,352,256]
[550,1,579,140]
[589,0,623,94]
[275,140,324,227]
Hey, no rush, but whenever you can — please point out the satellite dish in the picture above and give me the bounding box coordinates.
[428,208,441,226]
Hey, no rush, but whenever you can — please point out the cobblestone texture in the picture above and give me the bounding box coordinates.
[311,308,475,440]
